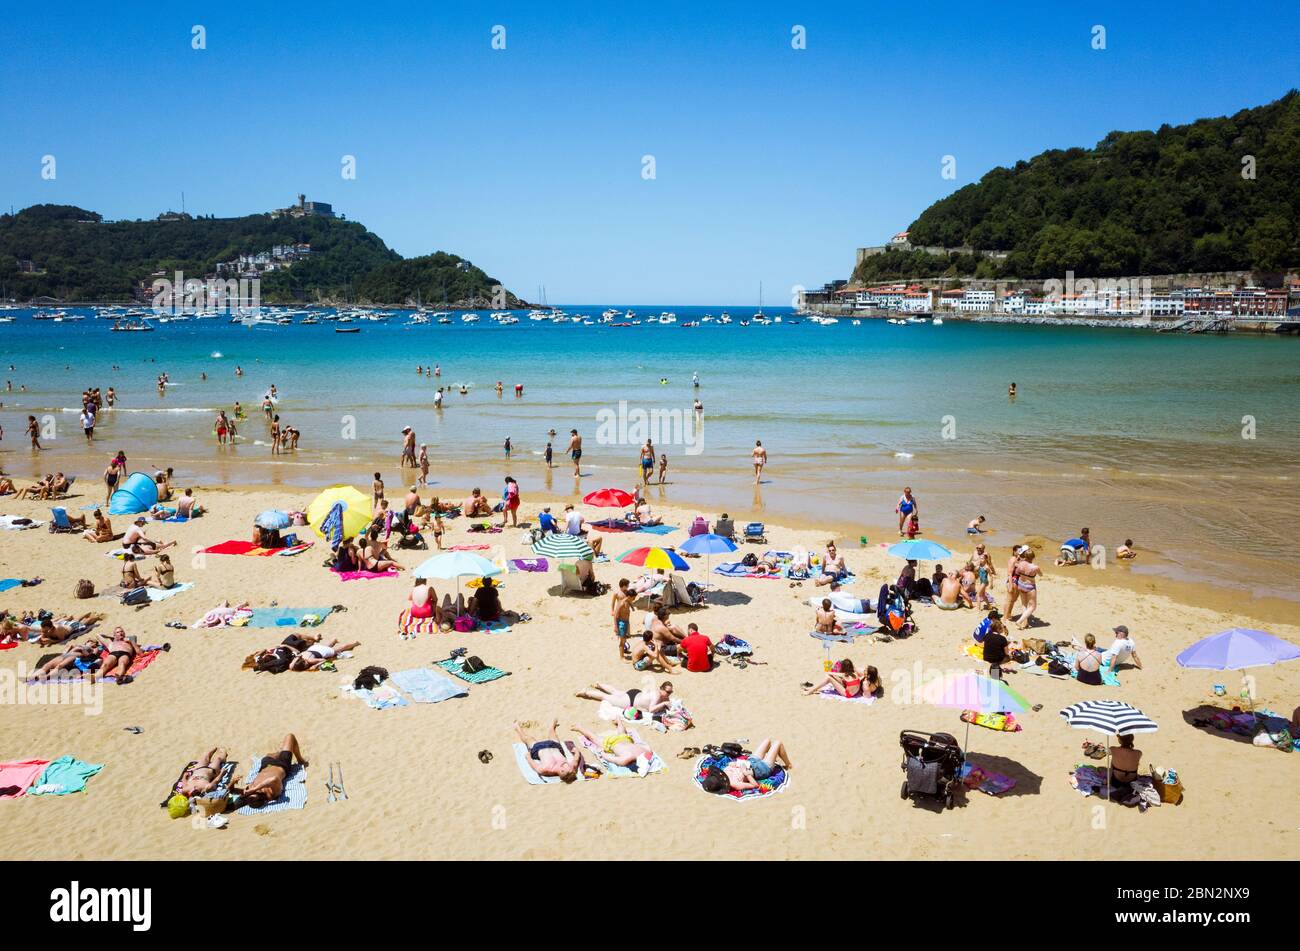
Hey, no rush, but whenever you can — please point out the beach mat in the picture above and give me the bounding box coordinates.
[0,579,23,594]
[960,759,1018,796]
[578,733,665,778]
[160,760,238,809]
[341,682,409,709]
[235,762,307,814]
[436,657,509,684]
[201,540,258,556]
[508,558,548,572]
[817,685,877,705]
[692,753,788,801]
[147,582,194,602]
[334,569,399,581]
[245,607,333,628]
[389,667,468,703]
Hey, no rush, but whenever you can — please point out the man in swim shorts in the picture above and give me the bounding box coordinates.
[568,429,582,475]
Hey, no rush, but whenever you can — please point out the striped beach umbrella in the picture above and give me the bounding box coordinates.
[583,488,634,508]
[532,533,593,561]
[616,546,689,571]
[1060,699,1157,803]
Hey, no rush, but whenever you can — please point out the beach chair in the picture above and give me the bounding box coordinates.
[48,507,79,534]
[713,516,736,540]
[743,522,766,544]
[663,573,705,608]
[558,565,586,595]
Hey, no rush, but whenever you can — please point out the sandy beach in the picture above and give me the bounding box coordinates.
[2,480,1297,861]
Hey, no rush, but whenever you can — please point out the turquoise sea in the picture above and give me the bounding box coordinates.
[2,306,1298,600]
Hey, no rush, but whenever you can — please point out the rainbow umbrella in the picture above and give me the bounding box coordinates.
[919,670,1028,749]
[583,488,634,508]
[616,546,689,571]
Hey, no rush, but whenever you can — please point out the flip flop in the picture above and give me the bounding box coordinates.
[123,725,143,734]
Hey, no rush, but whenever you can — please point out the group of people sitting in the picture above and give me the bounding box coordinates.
[407,574,515,629]
[1,471,73,500]
[333,528,402,573]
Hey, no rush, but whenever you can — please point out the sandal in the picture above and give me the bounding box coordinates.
[477,750,493,764]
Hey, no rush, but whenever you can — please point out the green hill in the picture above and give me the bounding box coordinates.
[854,90,1300,283]
[0,204,523,306]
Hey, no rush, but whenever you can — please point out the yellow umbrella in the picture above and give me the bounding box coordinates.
[307,485,372,541]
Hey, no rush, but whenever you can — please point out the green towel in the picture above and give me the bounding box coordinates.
[27,755,104,795]
[436,658,509,684]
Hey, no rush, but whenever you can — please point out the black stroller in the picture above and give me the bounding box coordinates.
[899,730,965,809]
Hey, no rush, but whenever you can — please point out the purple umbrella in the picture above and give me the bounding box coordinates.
[1176,628,1300,717]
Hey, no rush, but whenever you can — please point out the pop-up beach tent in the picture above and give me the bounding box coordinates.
[108,471,159,515]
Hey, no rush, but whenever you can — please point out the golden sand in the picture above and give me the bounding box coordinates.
[1,483,1297,860]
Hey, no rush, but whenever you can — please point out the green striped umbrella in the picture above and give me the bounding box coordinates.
[533,533,593,561]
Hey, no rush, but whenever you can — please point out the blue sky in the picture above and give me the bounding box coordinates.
[2,1,1297,304]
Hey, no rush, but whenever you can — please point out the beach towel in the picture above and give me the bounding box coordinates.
[333,569,399,581]
[390,668,468,703]
[477,619,511,634]
[960,759,1018,796]
[27,756,104,796]
[0,579,23,594]
[817,685,877,705]
[341,682,409,709]
[147,582,194,602]
[809,631,858,643]
[693,753,788,801]
[397,609,441,638]
[161,760,238,808]
[0,516,43,531]
[235,762,308,814]
[635,523,677,535]
[245,607,333,628]
[713,562,782,579]
[448,544,490,551]
[512,741,584,785]
[960,710,1022,732]
[1071,662,1121,687]
[436,657,509,684]
[0,759,50,798]
[577,733,665,778]
[100,647,163,682]
[804,595,873,624]
[508,558,548,572]
[201,540,258,556]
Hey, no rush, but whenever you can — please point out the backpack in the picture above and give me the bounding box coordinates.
[122,587,150,607]
[1047,659,1070,676]
[75,579,95,600]
[353,666,389,691]
[741,553,758,568]
[462,655,488,674]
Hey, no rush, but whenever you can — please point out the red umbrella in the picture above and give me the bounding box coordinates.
[583,488,634,508]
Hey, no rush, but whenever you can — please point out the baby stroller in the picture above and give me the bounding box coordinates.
[899,730,965,809]
[876,584,918,637]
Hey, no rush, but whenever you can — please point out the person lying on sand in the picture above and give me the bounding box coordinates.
[36,612,105,647]
[178,747,229,797]
[514,719,580,783]
[82,509,114,543]
[701,738,793,794]
[576,681,674,715]
[290,636,360,671]
[814,599,844,635]
[803,660,880,698]
[32,640,103,681]
[96,628,139,683]
[230,734,308,809]
[571,724,656,769]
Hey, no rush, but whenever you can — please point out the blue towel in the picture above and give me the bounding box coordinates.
[390,668,468,703]
[713,563,753,577]
[27,756,104,796]
[244,607,333,628]
[235,762,308,814]
[636,523,676,535]
[0,579,22,594]
[809,631,858,643]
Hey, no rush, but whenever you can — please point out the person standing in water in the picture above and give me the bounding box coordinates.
[896,487,918,537]
[568,429,583,476]
[751,440,767,484]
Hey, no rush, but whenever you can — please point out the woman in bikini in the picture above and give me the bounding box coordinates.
[575,682,674,715]
[120,553,146,590]
[289,637,360,671]
[1108,734,1142,785]
[719,738,793,792]
[1012,549,1043,629]
[178,747,229,797]
[150,553,175,589]
[803,660,880,698]
[513,719,580,783]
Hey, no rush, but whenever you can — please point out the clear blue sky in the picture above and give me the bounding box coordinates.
[2,1,1297,304]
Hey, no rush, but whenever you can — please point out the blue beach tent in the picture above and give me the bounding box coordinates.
[108,471,159,516]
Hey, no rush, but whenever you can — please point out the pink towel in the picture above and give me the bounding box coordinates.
[0,759,50,798]
[333,569,399,581]
[448,544,490,551]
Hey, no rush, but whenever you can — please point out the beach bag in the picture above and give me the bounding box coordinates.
[1047,659,1070,676]
[453,615,476,633]
[462,655,487,674]
[720,742,745,758]
[122,587,150,607]
[353,666,388,691]
[75,579,95,600]
[741,553,758,568]
[1023,636,1047,654]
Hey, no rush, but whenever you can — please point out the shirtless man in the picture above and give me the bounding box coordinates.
[463,488,491,517]
[752,440,767,483]
[403,484,422,517]
[124,518,175,555]
[567,429,583,476]
[231,734,308,808]
[647,606,687,658]
[514,719,580,783]
[815,599,845,635]
[400,427,417,468]
[97,628,139,683]
[639,440,655,484]
[35,613,103,647]
[611,578,635,658]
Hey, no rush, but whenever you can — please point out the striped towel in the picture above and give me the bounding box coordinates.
[436,658,509,684]
[235,762,308,814]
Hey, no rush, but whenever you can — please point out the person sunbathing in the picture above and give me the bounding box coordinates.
[290,636,360,671]
[514,719,580,783]
[32,640,103,681]
[82,509,114,543]
[60,508,88,530]
[50,472,71,496]
[571,724,656,769]
[178,747,229,797]
[175,488,200,518]
[150,553,176,589]
[814,599,844,635]
[96,628,139,683]
[1108,733,1143,785]
[15,475,53,500]
[575,681,674,715]
[359,528,400,572]
[36,612,103,646]
[703,738,793,794]
[230,733,308,809]
[631,569,667,594]
[0,477,15,495]
[936,574,963,609]
[803,660,880,698]
[814,541,848,586]
[408,576,440,621]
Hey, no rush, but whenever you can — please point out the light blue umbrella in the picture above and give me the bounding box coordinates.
[678,532,738,578]
[1176,628,1300,717]
[414,551,502,594]
[887,539,952,561]
[255,509,291,531]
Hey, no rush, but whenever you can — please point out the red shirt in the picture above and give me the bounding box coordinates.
[680,632,713,672]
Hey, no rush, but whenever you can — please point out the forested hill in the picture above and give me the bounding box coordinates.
[0,204,523,306]
[854,90,1300,283]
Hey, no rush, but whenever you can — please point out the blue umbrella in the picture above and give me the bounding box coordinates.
[255,509,291,531]
[678,532,738,579]
[1176,628,1300,717]
[887,539,952,561]
[414,551,502,594]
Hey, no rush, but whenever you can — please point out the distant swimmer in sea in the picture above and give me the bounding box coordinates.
[1008,381,1017,398]
[968,515,987,535]
[235,365,244,377]
[693,371,700,387]
[496,381,504,396]
[752,440,766,484]
[434,364,441,377]
[659,378,669,385]
[694,398,703,417]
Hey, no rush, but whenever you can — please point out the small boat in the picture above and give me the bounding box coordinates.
[335,327,361,334]
[931,316,944,325]
[110,317,155,332]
